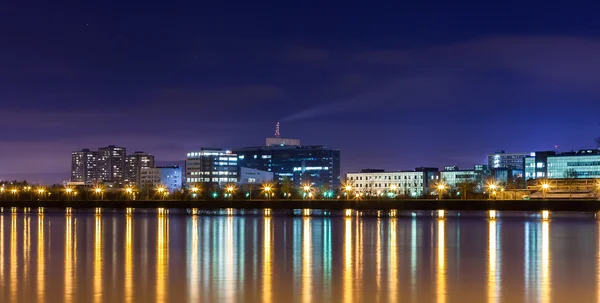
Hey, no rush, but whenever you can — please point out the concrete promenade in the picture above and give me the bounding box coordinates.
[0,199,599,212]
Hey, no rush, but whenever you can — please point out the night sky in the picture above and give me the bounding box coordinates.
[2,1,600,183]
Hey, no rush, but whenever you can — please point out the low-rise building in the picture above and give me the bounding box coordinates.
[186,148,239,186]
[346,167,439,197]
[140,165,182,193]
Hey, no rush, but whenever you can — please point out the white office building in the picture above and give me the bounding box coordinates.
[346,168,438,197]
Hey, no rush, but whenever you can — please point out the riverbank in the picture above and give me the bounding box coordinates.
[1,199,600,212]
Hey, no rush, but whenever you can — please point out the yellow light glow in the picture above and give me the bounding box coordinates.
[489,210,497,220]
[542,183,550,190]
[438,209,445,219]
[344,209,352,217]
[345,185,352,191]
[542,210,550,221]
[65,188,73,194]
[94,187,102,194]
[191,187,198,193]
[390,185,397,191]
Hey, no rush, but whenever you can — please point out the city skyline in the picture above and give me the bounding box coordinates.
[3,1,600,182]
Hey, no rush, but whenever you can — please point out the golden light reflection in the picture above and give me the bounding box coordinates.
[303,209,310,217]
[302,217,312,303]
[157,213,169,303]
[344,209,352,217]
[541,220,550,303]
[10,213,17,300]
[542,210,550,221]
[438,209,445,219]
[23,216,31,293]
[125,214,133,303]
[375,219,382,301]
[263,216,273,303]
[0,215,4,289]
[343,217,353,303]
[489,210,497,220]
[65,215,74,303]
[488,219,500,303]
[436,218,446,303]
[189,216,199,302]
[94,214,103,303]
[389,218,398,302]
[37,214,45,303]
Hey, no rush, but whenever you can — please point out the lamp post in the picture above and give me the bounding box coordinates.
[303,185,312,200]
[11,188,18,201]
[344,185,353,200]
[436,183,447,200]
[226,185,235,200]
[94,187,104,201]
[125,186,135,200]
[541,183,550,200]
[488,183,497,200]
[191,187,199,200]
[65,187,73,201]
[263,185,273,199]
[157,186,166,200]
[389,185,398,198]
[37,188,46,200]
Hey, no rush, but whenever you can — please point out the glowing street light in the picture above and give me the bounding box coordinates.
[262,184,273,199]
[541,182,550,200]
[94,187,104,200]
[436,183,447,200]
[156,186,167,200]
[343,184,353,200]
[226,185,236,200]
[125,186,135,200]
[37,187,46,200]
[302,184,313,200]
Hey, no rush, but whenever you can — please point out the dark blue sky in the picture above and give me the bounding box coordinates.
[2,1,600,182]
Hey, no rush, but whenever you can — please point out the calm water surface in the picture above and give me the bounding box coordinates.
[0,211,598,302]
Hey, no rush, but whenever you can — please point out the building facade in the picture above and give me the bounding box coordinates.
[140,165,182,193]
[234,145,341,189]
[186,149,238,186]
[125,151,155,187]
[97,145,127,185]
[488,151,529,169]
[440,166,478,189]
[239,167,274,184]
[526,149,600,180]
[346,167,439,197]
[71,149,98,183]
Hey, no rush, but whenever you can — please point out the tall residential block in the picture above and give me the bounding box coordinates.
[98,145,127,185]
[71,149,99,183]
[125,151,155,187]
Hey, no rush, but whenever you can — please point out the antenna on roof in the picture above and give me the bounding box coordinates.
[275,122,280,138]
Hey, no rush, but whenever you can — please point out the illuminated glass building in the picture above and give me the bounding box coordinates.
[233,145,341,189]
[487,150,529,169]
[186,148,238,186]
[525,149,600,180]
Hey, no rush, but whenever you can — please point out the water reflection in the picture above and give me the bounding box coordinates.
[94,214,102,303]
[64,214,75,303]
[187,216,199,302]
[437,218,446,303]
[263,216,272,303]
[124,214,133,303]
[488,219,501,303]
[343,218,352,303]
[0,213,598,302]
[156,213,169,303]
[541,221,550,303]
[389,218,398,302]
[302,217,312,303]
[10,213,17,300]
[37,214,44,303]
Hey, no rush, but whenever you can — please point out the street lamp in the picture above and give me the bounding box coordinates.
[436,183,447,200]
[37,188,46,200]
[226,185,235,200]
[191,187,199,200]
[94,187,104,200]
[343,184,353,200]
[541,183,550,200]
[125,186,135,200]
[262,184,273,199]
[302,184,312,200]
[65,187,74,200]
[157,186,166,200]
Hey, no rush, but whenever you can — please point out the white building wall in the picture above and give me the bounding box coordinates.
[346,171,429,196]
